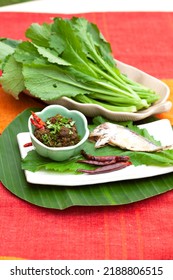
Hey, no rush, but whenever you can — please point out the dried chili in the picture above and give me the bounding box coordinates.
[81,150,129,162]
[77,161,132,174]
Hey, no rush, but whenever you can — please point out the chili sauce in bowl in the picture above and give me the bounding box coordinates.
[28,105,89,161]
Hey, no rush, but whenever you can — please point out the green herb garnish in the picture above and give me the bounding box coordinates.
[33,114,80,147]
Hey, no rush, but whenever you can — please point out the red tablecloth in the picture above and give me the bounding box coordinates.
[0,11,173,260]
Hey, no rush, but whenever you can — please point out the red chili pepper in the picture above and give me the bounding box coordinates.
[30,118,45,129]
[77,161,132,174]
[81,150,129,162]
[31,111,45,129]
[23,142,33,147]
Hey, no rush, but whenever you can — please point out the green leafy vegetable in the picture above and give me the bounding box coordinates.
[0,38,21,69]
[0,55,25,98]
[21,150,94,173]
[0,17,160,112]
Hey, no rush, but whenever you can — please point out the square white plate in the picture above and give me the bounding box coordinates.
[17,119,173,186]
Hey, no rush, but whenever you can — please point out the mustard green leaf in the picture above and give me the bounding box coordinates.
[34,45,71,66]
[25,22,51,47]
[0,55,25,98]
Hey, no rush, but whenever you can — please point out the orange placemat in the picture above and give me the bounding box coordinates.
[0,12,173,260]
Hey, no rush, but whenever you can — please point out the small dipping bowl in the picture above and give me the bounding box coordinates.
[28,105,89,161]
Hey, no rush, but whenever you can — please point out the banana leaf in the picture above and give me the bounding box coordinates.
[0,108,173,210]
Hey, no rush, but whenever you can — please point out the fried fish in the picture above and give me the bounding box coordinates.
[89,122,171,152]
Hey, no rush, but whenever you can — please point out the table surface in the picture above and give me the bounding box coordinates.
[0,1,173,260]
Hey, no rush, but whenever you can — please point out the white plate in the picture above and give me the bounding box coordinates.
[45,60,172,121]
[17,119,173,186]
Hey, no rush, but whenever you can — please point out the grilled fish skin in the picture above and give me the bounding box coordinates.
[89,122,170,152]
